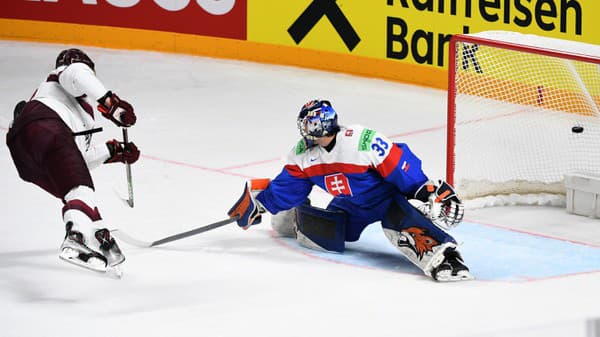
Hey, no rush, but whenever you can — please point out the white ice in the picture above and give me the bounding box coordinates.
[1,41,599,337]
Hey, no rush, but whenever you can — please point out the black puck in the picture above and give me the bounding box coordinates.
[572,125,584,133]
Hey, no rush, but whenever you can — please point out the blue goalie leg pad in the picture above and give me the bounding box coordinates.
[296,202,347,253]
[382,195,457,246]
[381,196,460,276]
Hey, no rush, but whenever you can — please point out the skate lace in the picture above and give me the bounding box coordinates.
[67,231,85,244]
[95,229,115,250]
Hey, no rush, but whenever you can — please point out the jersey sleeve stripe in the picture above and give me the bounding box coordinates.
[376,144,403,178]
[304,163,368,177]
[284,164,308,178]
[286,163,370,178]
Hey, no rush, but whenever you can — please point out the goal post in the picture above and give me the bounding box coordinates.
[446,31,600,206]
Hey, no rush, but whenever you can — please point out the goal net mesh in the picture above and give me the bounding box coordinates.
[447,31,600,205]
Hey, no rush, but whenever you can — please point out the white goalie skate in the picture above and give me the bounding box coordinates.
[59,222,125,277]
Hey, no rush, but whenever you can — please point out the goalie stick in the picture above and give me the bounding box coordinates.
[112,216,238,248]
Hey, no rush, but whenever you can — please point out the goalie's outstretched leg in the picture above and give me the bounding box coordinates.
[382,195,473,282]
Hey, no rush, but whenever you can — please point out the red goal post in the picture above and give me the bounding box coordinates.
[446,31,600,206]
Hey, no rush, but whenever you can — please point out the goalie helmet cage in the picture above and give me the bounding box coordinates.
[446,31,600,206]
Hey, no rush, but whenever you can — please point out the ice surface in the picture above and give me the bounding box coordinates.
[0,41,599,337]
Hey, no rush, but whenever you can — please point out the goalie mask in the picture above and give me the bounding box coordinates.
[55,48,95,72]
[297,100,340,145]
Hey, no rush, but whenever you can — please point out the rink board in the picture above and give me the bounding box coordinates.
[274,222,600,282]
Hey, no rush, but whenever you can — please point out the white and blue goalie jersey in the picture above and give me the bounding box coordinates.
[256,125,429,214]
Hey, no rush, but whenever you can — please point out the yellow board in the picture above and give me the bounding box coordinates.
[249,0,600,69]
[2,1,599,90]
[0,18,447,89]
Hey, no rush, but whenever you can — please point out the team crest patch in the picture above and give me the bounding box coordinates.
[345,129,353,136]
[324,173,353,197]
[397,227,439,260]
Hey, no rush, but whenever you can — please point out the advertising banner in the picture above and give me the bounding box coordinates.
[1,0,246,40]
[2,0,597,88]
[248,0,599,69]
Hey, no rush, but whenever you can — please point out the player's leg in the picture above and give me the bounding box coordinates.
[381,195,473,281]
[8,114,124,272]
[61,186,124,270]
[42,121,125,270]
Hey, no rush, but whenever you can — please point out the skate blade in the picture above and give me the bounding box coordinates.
[106,265,124,279]
[105,252,126,268]
[434,270,475,282]
[59,248,123,279]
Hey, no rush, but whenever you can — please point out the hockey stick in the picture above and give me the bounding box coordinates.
[112,216,238,248]
[122,128,134,208]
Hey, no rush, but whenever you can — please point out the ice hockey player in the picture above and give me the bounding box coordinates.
[229,99,473,282]
[6,48,139,275]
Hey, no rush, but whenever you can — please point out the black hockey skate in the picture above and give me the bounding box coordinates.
[59,222,125,277]
[94,228,125,267]
[431,247,474,282]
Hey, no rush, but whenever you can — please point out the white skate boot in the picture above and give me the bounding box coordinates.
[59,222,125,277]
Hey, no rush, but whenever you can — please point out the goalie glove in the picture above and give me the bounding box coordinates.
[228,179,271,230]
[414,179,464,230]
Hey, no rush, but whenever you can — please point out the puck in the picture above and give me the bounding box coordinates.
[572,125,584,133]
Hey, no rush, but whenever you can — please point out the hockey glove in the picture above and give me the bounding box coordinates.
[97,91,136,127]
[105,139,140,164]
[228,179,271,230]
[414,179,464,230]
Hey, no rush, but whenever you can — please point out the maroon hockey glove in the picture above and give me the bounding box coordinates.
[97,91,136,127]
[105,139,140,164]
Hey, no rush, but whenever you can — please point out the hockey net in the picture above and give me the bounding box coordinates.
[447,31,600,208]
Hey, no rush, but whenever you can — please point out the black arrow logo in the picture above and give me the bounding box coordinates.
[462,44,483,73]
[288,0,360,52]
